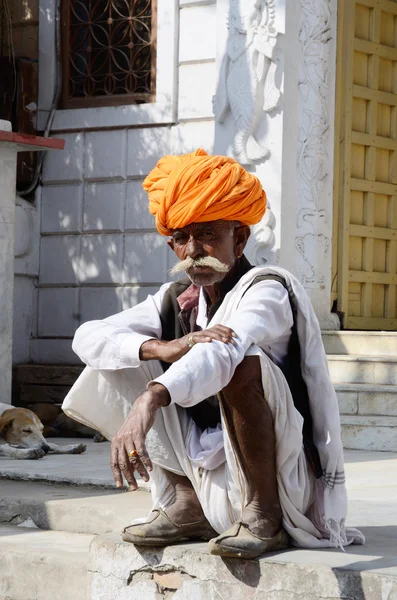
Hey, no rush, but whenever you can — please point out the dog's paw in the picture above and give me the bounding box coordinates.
[71,443,87,454]
[24,448,46,460]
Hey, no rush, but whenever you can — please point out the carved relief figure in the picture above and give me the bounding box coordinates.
[296,0,333,287]
[246,204,276,264]
[296,233,330,286]
[214,0,280,165]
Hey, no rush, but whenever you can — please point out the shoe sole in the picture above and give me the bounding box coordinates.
[208,539,290,560]
[122,531,216,546]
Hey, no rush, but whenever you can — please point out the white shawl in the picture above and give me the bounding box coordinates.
[208,266,364,548]
[63,266,365,548]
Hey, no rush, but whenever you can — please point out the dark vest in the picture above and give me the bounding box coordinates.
[159,256,322,478]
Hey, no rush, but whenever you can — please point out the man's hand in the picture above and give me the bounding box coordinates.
[140,325,236,364]
[110,384,170,490]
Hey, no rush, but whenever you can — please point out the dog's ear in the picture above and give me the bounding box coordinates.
[0,414,14,434]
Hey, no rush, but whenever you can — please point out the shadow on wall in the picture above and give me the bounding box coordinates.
[39,124,181,358]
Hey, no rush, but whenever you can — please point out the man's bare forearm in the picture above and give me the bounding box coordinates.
[139,339,167,362]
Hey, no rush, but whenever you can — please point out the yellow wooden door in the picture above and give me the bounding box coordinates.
[334,0,397,330]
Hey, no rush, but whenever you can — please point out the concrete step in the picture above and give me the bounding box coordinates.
[0,436,148,492]
[341,415,397,452]
[0,453,396,599]
[0,524,94,600]
[87,532,397,600]
[322,331,397,356]
[12,364,83,407]
[327,354,397,385]
[335,383,397,416]
[0,480,151,535]
[1,524,396,600]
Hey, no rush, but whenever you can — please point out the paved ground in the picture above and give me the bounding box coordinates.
[0,437,149,489]
[0,440,396,580]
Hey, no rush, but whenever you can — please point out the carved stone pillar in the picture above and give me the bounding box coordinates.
[295,0,339,329]
[214,0,340,329]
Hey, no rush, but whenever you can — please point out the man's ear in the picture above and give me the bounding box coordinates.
[234,225,251,258]
[0,414,13,434]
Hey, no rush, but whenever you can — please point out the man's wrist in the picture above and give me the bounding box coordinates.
[139,339,166,362]
[146,382,171,407]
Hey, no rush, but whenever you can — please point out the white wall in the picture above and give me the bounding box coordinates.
[29,0,339,366]
[33,0,218,364]
[13,195,40,364]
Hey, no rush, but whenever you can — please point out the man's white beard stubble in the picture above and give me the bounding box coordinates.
[169,256,230,277]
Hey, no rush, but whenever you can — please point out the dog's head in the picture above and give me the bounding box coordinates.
[0,408,50,453]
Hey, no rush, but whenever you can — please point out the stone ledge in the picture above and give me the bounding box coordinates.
[13,365,84,386]
[88,535,397,600]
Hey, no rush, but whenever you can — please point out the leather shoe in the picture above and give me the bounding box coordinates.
[208,521,290,559]
[122,508,217,546]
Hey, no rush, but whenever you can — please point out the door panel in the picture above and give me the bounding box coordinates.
[335,0,397,329]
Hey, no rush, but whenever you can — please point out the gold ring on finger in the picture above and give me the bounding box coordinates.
[128,449,138,459]
[187,335,196,349]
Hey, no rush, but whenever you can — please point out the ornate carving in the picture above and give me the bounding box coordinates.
[296,233,330,285]
[296,0,333,289]
[246,204,277,264]
[213,0,281,165]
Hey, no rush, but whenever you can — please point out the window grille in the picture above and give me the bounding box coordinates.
[61,0,156,108]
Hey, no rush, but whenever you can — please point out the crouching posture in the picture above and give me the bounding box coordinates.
[66,149,364,559]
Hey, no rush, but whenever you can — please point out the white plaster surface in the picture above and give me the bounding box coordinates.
[41,184,83,233]
[13,277,36,365]
[125,180,156,231]
[39,235,81,285]
[42,133,84,183]
[126,127,171,177]
[80,287,122,323]
[123,233,171,284]
[170,120,215,154]
[179,3,217,62]
[79,234,123,285]
[0,146,17,403]
[85,131,127,181]
[38,288,79,338]
[178,62,217,120]
[13,195,40,365]
[83,182,124,232]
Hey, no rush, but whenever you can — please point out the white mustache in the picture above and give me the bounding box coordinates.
[170,256,230,276]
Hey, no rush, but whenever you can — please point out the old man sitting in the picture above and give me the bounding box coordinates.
[67,149,364,559]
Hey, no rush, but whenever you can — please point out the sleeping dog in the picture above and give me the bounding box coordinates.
[0,403,86,459]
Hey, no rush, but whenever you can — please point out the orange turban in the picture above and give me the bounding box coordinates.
[142,149,266,235]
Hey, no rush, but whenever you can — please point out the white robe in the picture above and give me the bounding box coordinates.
[63,267,365,548]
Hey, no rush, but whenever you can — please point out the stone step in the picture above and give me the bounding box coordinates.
[0,480,151,536]
[322,331,397,356]
[1,523,396,600]
[327,354,397,385]
[0,524,94,600]
[341,415,397,452]
[335,383,397,416]
[88,532,397,600]
[12,364,84,407]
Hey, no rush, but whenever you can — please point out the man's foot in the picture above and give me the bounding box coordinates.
[240,500,282,538]
[208,521,289,559]
[122,508,217,546]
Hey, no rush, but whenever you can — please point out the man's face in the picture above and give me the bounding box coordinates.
[168,220,249,287]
